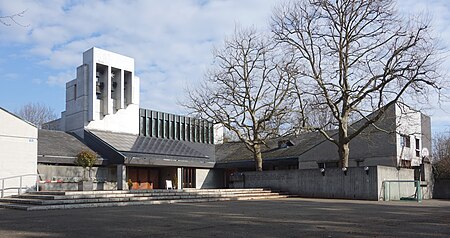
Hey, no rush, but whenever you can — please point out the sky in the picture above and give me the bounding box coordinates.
[0,0,450,134]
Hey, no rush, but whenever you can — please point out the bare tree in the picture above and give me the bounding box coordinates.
[185,28,296,171]
[16,102,57,129]
[272,0,443,168]
[0,10,28,27]
[433,131,450,179]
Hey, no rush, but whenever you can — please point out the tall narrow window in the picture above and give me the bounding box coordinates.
[73,84,77,100]
[171,120,175,139]
[176,120,181,140]
[401,135,410,148]
[415,138,420,157]
[153,118,158,137]
[159,119,164,137]
[165,119,169,138]
[182,122,186,141]
[186,122,191,141]
[146,117,150,136]
[140,116,146,136]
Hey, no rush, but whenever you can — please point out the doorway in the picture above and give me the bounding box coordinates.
[182,168,196,188]
[127,167,160,189]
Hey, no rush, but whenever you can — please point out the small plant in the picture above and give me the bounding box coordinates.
[127,179,133,190]
[75,150,98,181]
[172,175,178,189]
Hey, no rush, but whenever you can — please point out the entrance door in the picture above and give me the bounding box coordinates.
[128,167,160,189]
[182,168,196,188]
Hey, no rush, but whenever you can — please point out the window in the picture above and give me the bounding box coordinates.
[148,118,152,137]
[171,121,175,139]
[165,120,169,138]
[74,84,77,100]
[140,116,145,135]
[401,159,411,168]
[181,122,186,140]
[318,162,338,169]
[153,118,158,137]
[415,138,420,157]
[176,121,181,140]
[191,123,196,142]
[186,123,191,141]
[159,119,164,137]
[401,135,411,148]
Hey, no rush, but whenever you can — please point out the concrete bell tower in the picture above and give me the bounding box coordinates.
[62,47,140,137]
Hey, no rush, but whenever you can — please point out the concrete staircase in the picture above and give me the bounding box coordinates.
[0,188,288,211]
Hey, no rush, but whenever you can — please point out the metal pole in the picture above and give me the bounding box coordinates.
[1,179,4,198]
[36,175,39,192]
[19,176,22,195]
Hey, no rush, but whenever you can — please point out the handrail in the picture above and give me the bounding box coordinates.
[0,174,44,198]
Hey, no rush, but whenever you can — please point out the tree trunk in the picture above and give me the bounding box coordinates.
[339,142,350,168]
[339,116,350,168]
[254,144,263,171]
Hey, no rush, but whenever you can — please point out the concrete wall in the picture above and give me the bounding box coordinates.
[232,166,429,200]
[196,168,224,189]
[39,181,117,191]
[37,164,117,183]
[64,47,140,137]
[0,108,38,197]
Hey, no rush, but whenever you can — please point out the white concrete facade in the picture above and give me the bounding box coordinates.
[395,104,426,167]
[63,47,140,137]
[297,103,431,169]
[0,108,38,197]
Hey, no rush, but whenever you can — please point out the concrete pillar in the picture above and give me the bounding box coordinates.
[177,167,182,189]
[117,165,127,190]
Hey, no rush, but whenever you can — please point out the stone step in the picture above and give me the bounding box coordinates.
[0,195,289,211]
[12,190,275,200]
[0,189,290,211]
[2,192,285,205]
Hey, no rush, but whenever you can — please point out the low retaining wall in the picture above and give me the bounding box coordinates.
[39,182,117,191]
[37,164,117,183]
[231,166,428,200]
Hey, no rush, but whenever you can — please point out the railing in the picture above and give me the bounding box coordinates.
[0,174,43,198]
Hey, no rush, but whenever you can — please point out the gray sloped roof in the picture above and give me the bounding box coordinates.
[215,131,331,163]
[38,129,101,165]
[88,130,215,163]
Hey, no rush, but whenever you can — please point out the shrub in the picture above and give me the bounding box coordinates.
[75,150,98,180]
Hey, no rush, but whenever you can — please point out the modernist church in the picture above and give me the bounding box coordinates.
[40,47,223,190]
[2,47,431,193]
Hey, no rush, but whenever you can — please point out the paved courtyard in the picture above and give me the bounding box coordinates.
[0,198,449,238]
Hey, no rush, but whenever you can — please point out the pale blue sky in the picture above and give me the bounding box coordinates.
[1,0,449,133]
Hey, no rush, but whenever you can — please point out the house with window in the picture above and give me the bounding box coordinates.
[216,103,431,179]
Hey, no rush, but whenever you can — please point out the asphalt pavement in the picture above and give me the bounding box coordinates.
[0,198,449,238]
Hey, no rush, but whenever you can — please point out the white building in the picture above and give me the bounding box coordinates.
[0,107,38,197]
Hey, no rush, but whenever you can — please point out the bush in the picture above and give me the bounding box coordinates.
[75,150,98,180]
